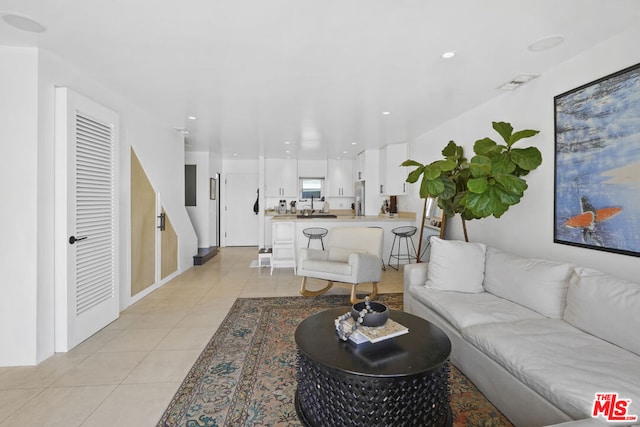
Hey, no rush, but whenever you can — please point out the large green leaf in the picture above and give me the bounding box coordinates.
[465,187,512,218]
[434,158,457,172]
[440,198,456,218]
[491,152,516,174]
[464,191,496,217]
[512,165,530,177]
[492,182,522,205]
[405,166,424,183]
[467,176,488,193]
[423,164,442,180]
[509,129,540,145]
[473,138,497,155]
[469,155,492,177]
[492,121,513,145]
[401,159,423,168]
[441,141,460,158]
[439,176,457,200]
[510,147,542,171]
[421,177,445,198]
[494,174,528,196]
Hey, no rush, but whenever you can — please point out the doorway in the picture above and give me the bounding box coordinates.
[54,87,120,352]
[224,173,259,246]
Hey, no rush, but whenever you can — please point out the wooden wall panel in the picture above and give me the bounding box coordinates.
[161,208,178,279]
[130,148,156,296]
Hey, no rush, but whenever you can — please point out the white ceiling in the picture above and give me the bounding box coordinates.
[2,0,640,160]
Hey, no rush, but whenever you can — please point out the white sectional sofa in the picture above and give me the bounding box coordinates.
[403,237,640,426]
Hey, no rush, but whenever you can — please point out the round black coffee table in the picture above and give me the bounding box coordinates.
[295,308,452,427]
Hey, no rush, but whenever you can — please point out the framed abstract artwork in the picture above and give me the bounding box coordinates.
[554,62,640,257]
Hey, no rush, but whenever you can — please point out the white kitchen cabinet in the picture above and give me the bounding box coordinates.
[265,159,298,197]
[327,159,354,197]
[298,160,326,178]
[379,143,408,195]
[264,216,273,248]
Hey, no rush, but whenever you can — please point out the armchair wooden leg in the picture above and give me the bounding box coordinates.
[350,282,379,304]
[300,276,334,297]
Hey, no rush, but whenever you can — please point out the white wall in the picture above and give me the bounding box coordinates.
[0,46,198,366]
[407,26,640,283]
[0,47,40,366]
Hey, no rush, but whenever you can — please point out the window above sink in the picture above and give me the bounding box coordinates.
[299,178,324,200]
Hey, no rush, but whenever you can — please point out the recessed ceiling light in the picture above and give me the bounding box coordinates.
[441,51,456,59]
[337,156,341,160]
[382,111,391,115]
[528,35,565,52]
[285,150,291,154]
[2,13,47,33]
[232,153,238,157]
[351,142,357,145]
[187,115,197,120]
[284,141,291,145]
[342,151,347,154]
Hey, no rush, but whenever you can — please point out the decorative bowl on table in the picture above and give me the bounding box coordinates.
[351,301,389,327]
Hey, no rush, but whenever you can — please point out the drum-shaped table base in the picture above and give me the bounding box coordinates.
[294,309,452,427]
[295,354,451,427]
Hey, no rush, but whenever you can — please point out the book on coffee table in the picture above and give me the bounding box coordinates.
[346,318,409,344]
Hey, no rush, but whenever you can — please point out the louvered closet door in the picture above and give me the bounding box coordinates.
[55,88,120,352]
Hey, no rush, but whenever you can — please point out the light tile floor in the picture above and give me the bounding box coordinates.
[0,247,405,426]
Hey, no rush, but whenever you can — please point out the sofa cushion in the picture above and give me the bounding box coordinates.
[426,237,486,293]
[462,318,640,420]
[483,247,573,318]
[564,267,640,357]
[408,285,543,330]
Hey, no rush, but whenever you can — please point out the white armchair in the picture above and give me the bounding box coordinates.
[297,227,384,304]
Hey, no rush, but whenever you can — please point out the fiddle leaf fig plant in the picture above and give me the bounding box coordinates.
[403,121,542,221]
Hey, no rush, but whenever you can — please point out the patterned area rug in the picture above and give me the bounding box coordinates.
[157,294,512,427]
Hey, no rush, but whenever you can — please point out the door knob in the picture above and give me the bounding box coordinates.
[69,235,88,244]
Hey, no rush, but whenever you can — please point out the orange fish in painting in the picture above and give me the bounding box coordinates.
[564,196,622,246]
[565,207,623,228]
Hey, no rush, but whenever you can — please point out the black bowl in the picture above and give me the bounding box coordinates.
[351,301,389,327]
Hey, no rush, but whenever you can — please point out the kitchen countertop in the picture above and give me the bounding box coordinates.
[268,212,415,222]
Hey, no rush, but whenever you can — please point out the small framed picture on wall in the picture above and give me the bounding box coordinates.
[210,178,217,200]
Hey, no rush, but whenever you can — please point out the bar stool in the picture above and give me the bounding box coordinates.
[302,227,328,250]
[388,226,418,270]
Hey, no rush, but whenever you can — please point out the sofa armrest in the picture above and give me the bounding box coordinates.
[403,262,429,293]
[297,248,328,270]
[349,252,383,283]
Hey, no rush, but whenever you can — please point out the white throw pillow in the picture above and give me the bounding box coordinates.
[483,247,573,318]
[564,267,640,356]
[425,237,486,293]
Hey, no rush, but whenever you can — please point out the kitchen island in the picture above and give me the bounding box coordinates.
[266,212,424,267]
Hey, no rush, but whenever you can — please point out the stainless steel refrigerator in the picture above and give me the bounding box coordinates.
[354,181,365,216]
